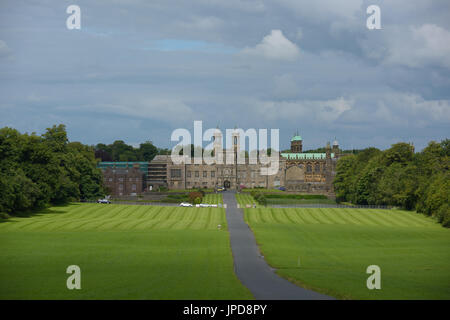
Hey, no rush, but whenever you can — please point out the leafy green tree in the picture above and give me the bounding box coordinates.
[139,141,158,161]
[333,154,356,203]
[0,125,104,216]
[333,140,449,227]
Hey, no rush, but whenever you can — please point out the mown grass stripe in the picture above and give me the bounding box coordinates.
[356,210,393,227]
[152,207,178,229]
[280,208,299,225]
[332,208,362,225]
[343,208,378,226]
[387,210,427,227]
[368,210,408,227]
[305,208,331,224]
[317,208,345,225]
[296,209,320,224]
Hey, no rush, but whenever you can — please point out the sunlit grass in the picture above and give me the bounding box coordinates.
[245,207,450,299]
[0,203,252,299]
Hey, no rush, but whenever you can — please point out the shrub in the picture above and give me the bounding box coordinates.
[189,191,203,203]
[257,194,267,206]
[196,188,205,197]
[0,212,10,220]
[163,194,189,203]
[436,204,450,228]
[252,192,267,206]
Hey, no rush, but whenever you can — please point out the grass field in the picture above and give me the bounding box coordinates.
[236,193,259,208]
[265,198,337,205]
[245,207,450,299]
[0,203,252,299]
[203,193,223,204]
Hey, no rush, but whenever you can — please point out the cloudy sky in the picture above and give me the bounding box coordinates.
[0,0,449,151]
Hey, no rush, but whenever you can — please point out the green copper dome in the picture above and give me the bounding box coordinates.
[291,135,302,141]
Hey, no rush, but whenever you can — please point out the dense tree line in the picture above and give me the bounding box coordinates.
[95,140,169,161]
[334,140,450,227]
[0,125,104,217]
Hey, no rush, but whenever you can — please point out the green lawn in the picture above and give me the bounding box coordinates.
[0,203,252,299]
[203,193,223,204]
[235,193,259,208]
[245,207,450,299]
[266,198,337,205]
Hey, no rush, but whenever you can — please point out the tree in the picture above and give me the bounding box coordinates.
[0,125,104,216]
[139,141,158,161]
[333,154,356,203]
[333,140,449,227]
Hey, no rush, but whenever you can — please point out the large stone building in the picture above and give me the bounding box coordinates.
[98,132,340,196]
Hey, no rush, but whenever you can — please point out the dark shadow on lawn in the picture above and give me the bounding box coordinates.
[6,203,79,219]
[0,219,15,224]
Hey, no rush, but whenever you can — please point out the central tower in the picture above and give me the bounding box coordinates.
[290,133,302,153]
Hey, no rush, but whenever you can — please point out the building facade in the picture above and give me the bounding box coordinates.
[147,135,339,194]
[98,133,341,196]
[101,164,145,196]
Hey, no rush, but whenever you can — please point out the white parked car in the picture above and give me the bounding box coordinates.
[199,203,211,207]
[179,202,193,207]
[97,199,111,204]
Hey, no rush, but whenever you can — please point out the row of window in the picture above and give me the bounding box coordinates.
[170,165,325,178]
[186,171,216,178]
[185,170,270,178]
[305,163,325,173]
[118,184,137,191]
[186,182,209,186]
[105,177,140,182]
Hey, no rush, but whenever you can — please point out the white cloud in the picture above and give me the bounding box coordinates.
[380,93,450,124]
[241,30,300,61]
[338,92,450,128]
[371,24,450,68]
[250,92,450,129]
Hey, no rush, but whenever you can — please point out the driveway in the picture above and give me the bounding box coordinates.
[223,191,334,300]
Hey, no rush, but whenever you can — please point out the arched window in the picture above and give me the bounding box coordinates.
[306,164,312,173]
[315,163,320,173]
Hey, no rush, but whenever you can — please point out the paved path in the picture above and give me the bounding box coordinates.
[223,191,334,300]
